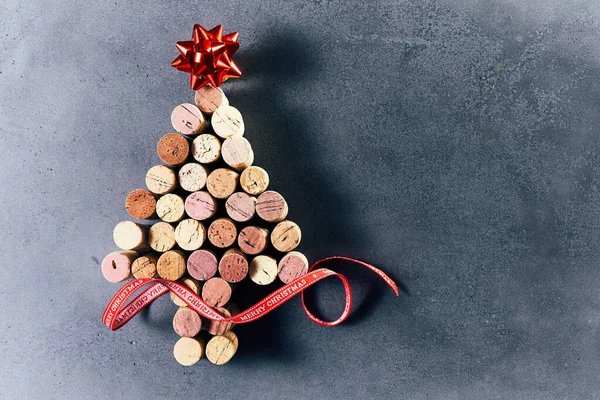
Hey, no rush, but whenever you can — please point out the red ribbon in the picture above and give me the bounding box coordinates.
[102,256,398,331]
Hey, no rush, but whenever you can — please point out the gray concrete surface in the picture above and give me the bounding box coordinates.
[1,0,600,398]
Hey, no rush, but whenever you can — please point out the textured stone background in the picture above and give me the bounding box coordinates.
[1,0,600,398]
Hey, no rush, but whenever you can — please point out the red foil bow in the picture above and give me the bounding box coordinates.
[171,24,242,90]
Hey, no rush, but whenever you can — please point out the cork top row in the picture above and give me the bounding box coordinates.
[170,85,244,138]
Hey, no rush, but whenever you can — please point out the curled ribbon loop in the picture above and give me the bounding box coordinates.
[102,257,398,331]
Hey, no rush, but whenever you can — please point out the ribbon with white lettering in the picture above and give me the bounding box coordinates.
[102,256,399,330]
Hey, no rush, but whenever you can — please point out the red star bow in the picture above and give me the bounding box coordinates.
[171,24,242,90]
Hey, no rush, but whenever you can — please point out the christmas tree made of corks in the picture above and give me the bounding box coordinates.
[101,85,308,366]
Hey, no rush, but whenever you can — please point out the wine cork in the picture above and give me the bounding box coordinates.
[206,168,239,199]
[156,193,186,223]
[173,307,203,337]
[206,331,238,365]
[125,189,156,219]
[187,249,218,281]
[148,221,176,252]
[211,105,244,138]
[271,220,302,252]
[171,103,206,135]
[171,277,201,306]
[221,136,254,171]
[240,166,270,195]
[178,163,208,192]
[218,249,248,283]
[157,133,189,165]
[238,226,269,255]
[101,251,137,283]
[207,218,237,248]
[249,255,278,285]
[278,251,309,283]
[131,254,159,279]
[174,219,206,251]
[201,277,232,307]
[194,84,228,114]
[145,165,178,195]
[225,192,256,222]
[173,337,205,366]
[157,250,187,280]
[191,134,221,164]
[256,191,288,222]
[204,307,233,335]
[184,191,217,221]
[113,221,146,251]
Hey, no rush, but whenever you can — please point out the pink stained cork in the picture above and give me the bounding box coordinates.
[171,103,206,136]
[278,251,309,284]
[184,191,217,221]
[256,190,288,223]
[173,307,203,338]
[225,192,256,222]
[195,84,228,114]
[187,249,218,281]
[201,277,233,307]
[101,251,137,283]
[238,226,269,255]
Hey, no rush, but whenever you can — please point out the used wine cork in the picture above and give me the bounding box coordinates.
[249,255,278,285]
[187,249,218,281]
[207,218,237,248]
[278,251,309,283]
[184,191,217,221]
[173,307,203,338]
[171,103,206,136]
[157,250,187,280]
[206,331,238,365]
[256,191,288,222]
[148,221,176,252]
[125,189,156,219]
[145,165,178,195]
[225,192,256,222]
[240,166,269,195]
[175,219,206,251]
[156,193,186,223]
[113,221,146,251]
[218,249,248,283]
[204,307,233,335]
[171,277,200,306]
[191,134,221,164]
[178,163,208,192]
[271,220,302,252]
[131,254,159,279]
[206,168,239,199]
[211,105,244,138]
[157,133,189,165]
[221,136,254,171]
[173,337,205,366]
[194,84,228,114]
[201,277,232,307]
[238,226,269,255]
[101,251,137,283]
